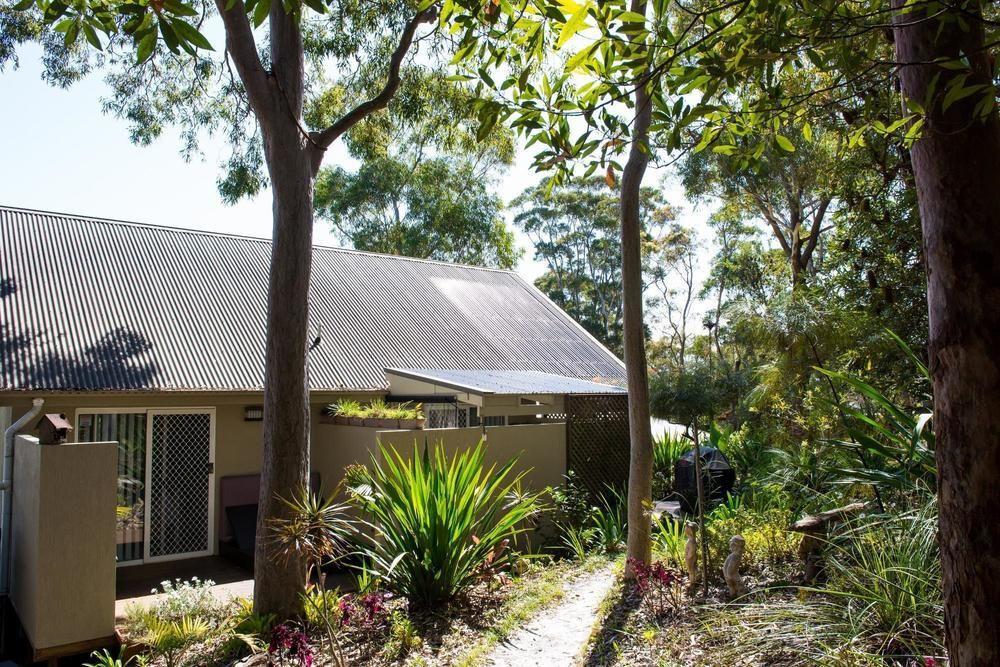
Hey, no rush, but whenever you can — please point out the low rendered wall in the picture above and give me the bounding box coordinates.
[11,435,117,655]
[376,423,567,492]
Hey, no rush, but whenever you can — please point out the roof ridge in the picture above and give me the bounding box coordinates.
[0,204,519,275]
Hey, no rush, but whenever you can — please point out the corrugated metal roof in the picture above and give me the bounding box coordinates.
[385,368,626,395]
[0,206,625,392]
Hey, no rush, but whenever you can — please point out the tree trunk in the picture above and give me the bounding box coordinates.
[253,119,316,618]
[893,2,1000,663]
[691,423,709,597]
[622,0,654,575]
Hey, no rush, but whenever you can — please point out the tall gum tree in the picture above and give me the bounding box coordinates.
[6,0,438,618]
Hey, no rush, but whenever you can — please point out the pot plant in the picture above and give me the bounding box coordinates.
[323,399,361,425]
[397,403,425,430]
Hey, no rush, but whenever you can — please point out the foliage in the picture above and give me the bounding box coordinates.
[820,345,935,495]
[269,487,356,586]
[325,399,424,421]
[383,610,422,661]
[268,624,315,667]
[627,557,684,618]
[651,518,686,569]
[512,177,673,354]
[706,503,799,570]
[652,432,689,499]
[819,499,943,660]
[351,440,541,605]
[588,486,628,554]
[139,615,212,667]
[547,469,592,531]
[83,649,146,667]
[316,155,520,269]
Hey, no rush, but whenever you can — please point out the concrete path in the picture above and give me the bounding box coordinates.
[486,567,616,667]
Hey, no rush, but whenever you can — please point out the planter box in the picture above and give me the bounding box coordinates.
[350,417,365,427]
[372,418,400,429]
[318,413,343,425]
[398,418,425,430]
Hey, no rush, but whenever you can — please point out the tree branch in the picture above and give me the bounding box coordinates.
[216,0,273,119]
[801,195,831,265]
[310,6,438,162]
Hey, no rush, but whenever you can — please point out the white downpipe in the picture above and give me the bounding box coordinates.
[0,398,44,595]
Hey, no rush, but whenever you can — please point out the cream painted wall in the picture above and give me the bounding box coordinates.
[0,395,567,563]
[11,435,117,652]
[377,423,567,491]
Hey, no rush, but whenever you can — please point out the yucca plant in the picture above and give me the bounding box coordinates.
[352,439,541,606]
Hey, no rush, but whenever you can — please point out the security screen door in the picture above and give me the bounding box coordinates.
[144,409,215,561]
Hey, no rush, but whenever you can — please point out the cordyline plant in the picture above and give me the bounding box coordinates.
[270,488,356,664]
[349,440,541,606]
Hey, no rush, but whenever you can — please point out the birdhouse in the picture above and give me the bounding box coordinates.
[36,413,73,445]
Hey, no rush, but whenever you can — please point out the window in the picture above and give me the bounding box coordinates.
[78,412,147,563]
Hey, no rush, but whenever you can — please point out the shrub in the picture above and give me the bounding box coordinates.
[268,624,314,667]
[821,499,943,660]
[139,577,224,625]
[589,486,627,553]
[352,439,541,605]
[652,517,686,568]
[652,432,689,498]
[628,557,684,617]
[706,503,798,569]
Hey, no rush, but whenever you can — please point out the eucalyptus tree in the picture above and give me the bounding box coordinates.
[511,177,671,354]
[312,67,521,267]
[3,0,447,617]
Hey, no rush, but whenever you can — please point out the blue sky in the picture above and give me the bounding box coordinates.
[0,42,709,290]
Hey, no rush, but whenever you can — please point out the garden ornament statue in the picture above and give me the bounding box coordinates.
[724,534,748,598]
[684,521,699,589]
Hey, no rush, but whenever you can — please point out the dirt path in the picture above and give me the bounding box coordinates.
[486,566,616,667]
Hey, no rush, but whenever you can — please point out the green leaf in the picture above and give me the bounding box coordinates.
[556,2,589,49]
[252,0,271,28]
[801,122,812,142]
[301,0,326,14]
[162,0,198,16]
[774,134,795,152]
[170,18,213,50]
[11,0,35,11]
[137,28,157,63]
[82,22,102,50]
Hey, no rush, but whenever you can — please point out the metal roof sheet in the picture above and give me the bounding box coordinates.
[0,206,625,392]
[385,368,626,395]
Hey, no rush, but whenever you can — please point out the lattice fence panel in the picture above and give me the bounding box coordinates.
[149,413,211,558]
[566,394,630,499]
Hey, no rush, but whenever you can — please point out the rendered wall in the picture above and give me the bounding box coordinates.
[376,423,567,491]
[10,435,117,652]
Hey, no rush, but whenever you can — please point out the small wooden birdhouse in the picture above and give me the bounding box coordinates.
[36,413,73,445]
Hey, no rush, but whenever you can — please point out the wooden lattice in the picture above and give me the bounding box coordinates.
[566,394,631,499]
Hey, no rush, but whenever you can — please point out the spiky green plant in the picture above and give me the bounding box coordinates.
[589,486,627,553]
[353,439,541,605]
[652,432,689,497]
[652,517,685,567]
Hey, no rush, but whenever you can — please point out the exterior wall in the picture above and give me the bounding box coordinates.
[10,435,116,652]
[377,423,567,491]
[0,395,567,567]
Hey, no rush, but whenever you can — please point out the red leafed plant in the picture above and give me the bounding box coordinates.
[628,557,684,617]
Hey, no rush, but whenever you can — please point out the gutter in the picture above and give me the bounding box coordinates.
[0,398,43,595]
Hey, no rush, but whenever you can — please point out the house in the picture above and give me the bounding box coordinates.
[0,206,629,658]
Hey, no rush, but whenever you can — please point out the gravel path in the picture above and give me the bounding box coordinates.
[486,566,616,667]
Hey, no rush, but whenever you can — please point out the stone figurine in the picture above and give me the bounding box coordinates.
[723,534,748,598]
[684,521,699,589]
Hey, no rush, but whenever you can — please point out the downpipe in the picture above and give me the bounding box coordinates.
[0,398,44,596]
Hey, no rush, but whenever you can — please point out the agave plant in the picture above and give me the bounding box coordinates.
[352,439,541,605]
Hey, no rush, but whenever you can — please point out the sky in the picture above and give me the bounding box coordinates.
[0,42,713,298]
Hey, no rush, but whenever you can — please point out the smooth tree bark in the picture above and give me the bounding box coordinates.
[893,1,1000,662]
[216,0,435,617]
[621,0,655,574]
